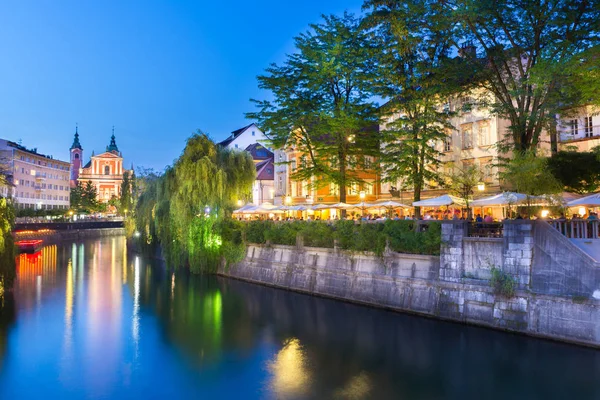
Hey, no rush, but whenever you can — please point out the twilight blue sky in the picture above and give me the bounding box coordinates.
[0,0,364,171]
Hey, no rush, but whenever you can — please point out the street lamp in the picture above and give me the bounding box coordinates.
[237,199,244,207]
[477,182,485,191]
[285,196,292,205]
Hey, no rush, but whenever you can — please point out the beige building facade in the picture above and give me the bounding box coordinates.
[0,139,71,210]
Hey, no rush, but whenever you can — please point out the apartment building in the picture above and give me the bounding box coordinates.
[0,139,71,210]
[557,105,600,152]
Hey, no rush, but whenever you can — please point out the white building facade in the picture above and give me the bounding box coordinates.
[0,139,71,210]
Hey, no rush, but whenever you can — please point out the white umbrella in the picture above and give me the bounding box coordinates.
[413,194,466,207]
[471,192,530,206]
[567,192,600,207]
[330,202,355,209]
[369,200,410,208]
[233,203,258,213]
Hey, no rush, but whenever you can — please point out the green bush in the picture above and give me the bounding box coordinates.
[264,222,302,245]
[303,221,335,248]
[490,267,516,297]
[244,220,271,244]
[240,220,441,256]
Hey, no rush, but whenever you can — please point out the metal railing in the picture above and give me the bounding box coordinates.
[550,219,600,239]
[467,222,504,238]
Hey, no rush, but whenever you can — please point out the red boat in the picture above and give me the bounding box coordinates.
[16,239,44,254]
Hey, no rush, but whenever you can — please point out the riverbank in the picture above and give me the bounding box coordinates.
[218,221,600,349]
[14,227,125,245]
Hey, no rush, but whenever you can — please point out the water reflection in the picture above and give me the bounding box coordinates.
[0,237,599,399]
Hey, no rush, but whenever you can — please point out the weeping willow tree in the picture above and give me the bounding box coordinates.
[135,131,255,273]
[0,196,15,294]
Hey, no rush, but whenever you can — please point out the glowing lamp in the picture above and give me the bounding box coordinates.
[579,207,586,216]
[477,183,485,191]
[237,199,243,207]
[541,209,549,218]
[285,196,292,205]
[359,191,366,200]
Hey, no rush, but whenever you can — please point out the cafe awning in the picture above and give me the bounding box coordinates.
[412,194,466,207]
[567,192,600,207]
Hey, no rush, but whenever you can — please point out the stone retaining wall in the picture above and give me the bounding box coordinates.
[220,221,600,348]
[14,228,125,244]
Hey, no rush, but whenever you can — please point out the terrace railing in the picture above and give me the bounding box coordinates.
[550,219,600,239]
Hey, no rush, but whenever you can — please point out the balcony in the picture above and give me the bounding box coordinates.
[35,173,46,181]
[34,185,44,191]
[559,125,600,142]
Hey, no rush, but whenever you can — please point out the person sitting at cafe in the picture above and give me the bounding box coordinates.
[484,214,493,223]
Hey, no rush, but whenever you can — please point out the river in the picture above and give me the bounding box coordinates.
[0,236,599,399]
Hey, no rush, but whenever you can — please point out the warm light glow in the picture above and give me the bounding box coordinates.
[359,191,366,200]
[285,196,292,205]
[541,209,549,218]
[237,199,244,207]
[579,207,586,216]
[477,183,485,191]
[347,135,355,143]
[268,338,311,397]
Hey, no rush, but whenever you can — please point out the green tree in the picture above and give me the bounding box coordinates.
[434,0,600,152]
[499,151,563,212]
[0,197,15,292]
[363,0,461,218]
[445,164,484,218]
[547,150,600,194]
[247,13,380,204]
[69,182,83,211]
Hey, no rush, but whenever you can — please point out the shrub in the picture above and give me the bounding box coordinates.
[241,220,441,256]
[490,267,516,297]
[302,221,335,248]
[244,220,271,244]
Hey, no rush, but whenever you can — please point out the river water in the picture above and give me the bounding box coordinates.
[0,236,599,399]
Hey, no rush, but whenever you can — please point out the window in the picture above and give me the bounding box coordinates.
[75,153,79,159]
[364,181,375,195]
[278,176,283,191]
[478,121,491,146]
[347,182,358,195]
[462,158,475,168]
[461,124,473,149]
[330,183,339,196]
[569,119,579,136]
[444,131,452,152]
[252,131,255,136]
[479,157,494,183]
[585,116,593,137]
[104,165,110,175]
[234,144,238,149]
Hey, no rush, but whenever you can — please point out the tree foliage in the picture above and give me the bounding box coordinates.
[0,197,15,292]
[70,181,102,213]
[134,131,256,273]
[445,164,484,216]
[547,149,600,194]
[499,151,562,207]
[434,0,600,151]
[363,0,463,217]
[247,13,380,202]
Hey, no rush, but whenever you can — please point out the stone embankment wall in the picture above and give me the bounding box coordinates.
[15,228,125,244]
[219,221,600,348]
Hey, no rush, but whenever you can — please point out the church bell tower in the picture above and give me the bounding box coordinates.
[70,124,83,186]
